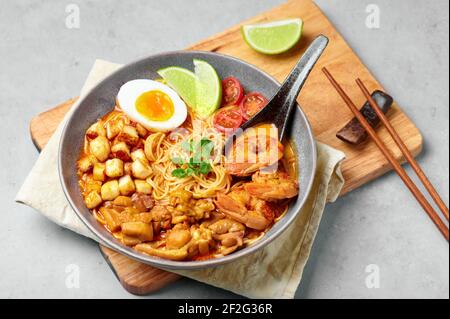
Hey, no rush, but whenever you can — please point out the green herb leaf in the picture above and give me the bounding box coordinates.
[186,167,196,176]
[173,138,214,178]
[200,138,212,147]
[199,162,212,175]
[200,139,215,160]
[172,168,187,178]
[188,157,196,167]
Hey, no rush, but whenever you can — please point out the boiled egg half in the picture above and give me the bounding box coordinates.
[117,79,187,132]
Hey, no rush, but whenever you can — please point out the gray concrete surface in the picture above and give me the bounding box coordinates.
[1,0,448,298]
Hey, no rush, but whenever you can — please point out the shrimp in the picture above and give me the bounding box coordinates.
[225,131,283,176]
[244,171,298,202]
[215,187,276,230]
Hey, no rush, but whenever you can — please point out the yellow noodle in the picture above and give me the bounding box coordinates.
[93,209,106,226]
[243,232,265,246]
[142,112,232,199]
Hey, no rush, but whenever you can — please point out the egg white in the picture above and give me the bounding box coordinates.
[117,79,188,132]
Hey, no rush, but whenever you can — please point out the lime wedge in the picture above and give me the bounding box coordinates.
[157,66,197,108]
[193,59,222,119]
[242,18,303,55]
[158,60,222,119]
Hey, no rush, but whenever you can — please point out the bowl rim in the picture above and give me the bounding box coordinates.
[58,50,317,270]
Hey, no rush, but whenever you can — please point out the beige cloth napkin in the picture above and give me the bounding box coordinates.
[16,60,346,299]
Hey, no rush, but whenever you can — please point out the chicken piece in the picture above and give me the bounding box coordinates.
[131,193,154,212]
[192,200,215,220]
[131,213,153,224]
[105,158,124,178]
[84,191,102,209]
[119,209,152,224]
[86,121,106,139]
[99,207,121,232]
[112,196,133,207]
[111,142,131,161]
[122,222,153,241]
[118,175,135,196]
[171,215,188,224]
[150,205,170,221]
[171,189,192,202]
[166,228,191,250]
[170,190,214,220]
[117,125,139,146]
[118,206,139,215]
[101,180,120,201]
[135,244,188,261]
[215,188,272,230]
[150,205,171,230]
[89,136,110,162]
[244,171,298,201]
[122,235,141,247]
[191,227,214,256]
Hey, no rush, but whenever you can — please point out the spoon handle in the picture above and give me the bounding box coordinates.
[241,35,329,140]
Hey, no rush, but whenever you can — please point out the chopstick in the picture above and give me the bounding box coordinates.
[356,78,449,221]
[322,67,449,241]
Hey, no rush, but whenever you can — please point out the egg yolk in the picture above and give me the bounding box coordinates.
[135,90,174,122]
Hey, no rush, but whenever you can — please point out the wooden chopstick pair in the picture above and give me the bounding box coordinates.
[322,67,449,241]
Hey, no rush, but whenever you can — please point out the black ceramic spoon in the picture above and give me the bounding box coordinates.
[239,35,329,140]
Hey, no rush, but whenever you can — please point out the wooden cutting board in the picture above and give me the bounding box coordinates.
[30,0,423,295]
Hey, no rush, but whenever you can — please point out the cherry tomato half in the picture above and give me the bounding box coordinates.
[239,92,268,120]
[221,77,244,106]
[213,106,243,133]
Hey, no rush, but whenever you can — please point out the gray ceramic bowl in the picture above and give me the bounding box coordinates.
[59,51,317,270]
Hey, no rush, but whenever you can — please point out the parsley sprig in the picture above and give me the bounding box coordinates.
[171,138,215,178]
